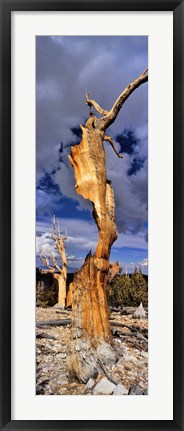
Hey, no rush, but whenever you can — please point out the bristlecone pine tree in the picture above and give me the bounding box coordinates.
[67,68,148,382]
[66,260,121,307]
[40,216,67,309]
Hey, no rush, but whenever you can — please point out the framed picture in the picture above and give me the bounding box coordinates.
[0,0,183,430]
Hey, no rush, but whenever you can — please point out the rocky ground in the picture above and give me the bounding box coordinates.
[36,306,148,395]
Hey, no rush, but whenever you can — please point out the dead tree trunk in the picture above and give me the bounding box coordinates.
[40,216,67,309]
[66,261,121,307]
[53,273,66,309]
[66,282,73,308]
[67,69,148,382]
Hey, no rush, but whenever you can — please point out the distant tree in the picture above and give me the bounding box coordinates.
[130,268,148,306]
[131,267,147,290]
[39,216,67,309]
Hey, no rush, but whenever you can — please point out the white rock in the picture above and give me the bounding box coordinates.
[113,384,128,395]
[93,377,115,395]
[53,304,65,310]
[141,351,148,358]
[55,353,66,359]
[116,357,124,366]
[56,377,68,385]
[123,354,137,362]
[85,378,95,390]
[134,302,147,319]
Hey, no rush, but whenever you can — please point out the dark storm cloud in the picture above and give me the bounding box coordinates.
[36,35,148,239]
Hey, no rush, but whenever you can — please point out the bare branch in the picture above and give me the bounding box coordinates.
[104,135,124,159]
[56,219,61,238]
[40,251,55,273]
[51,232,57,242]
[39,268,55,274]
[100,68,148,130]
[52,214,56,230]
[85,93,108,116]
[50,253,62,273]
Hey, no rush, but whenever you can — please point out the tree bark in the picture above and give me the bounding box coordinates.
[67,120,118,382]
[36,319,71,327]
[67,70,148,383]
[54,273,66,309]
[66,282,73,308]
[66,261,121,307]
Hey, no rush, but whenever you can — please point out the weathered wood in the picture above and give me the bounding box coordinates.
[66,282,73,308]
[112,328,148,343]
[67,120,118,381]
[55,310,71,315]
[108,261,122,283]
[110,321,148,337]
[40,216,67,308]
[109,307,121,313]
[36,332,56,340]
[110,321,137,330]
[67,69,148,382]
[98,359,118,386]
[120,307,138,315]
[36,319,71,327]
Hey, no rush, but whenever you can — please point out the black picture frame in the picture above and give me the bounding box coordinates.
[0,1,183,430]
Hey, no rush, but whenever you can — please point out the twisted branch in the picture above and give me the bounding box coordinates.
[104,135,124,159]
[85,69,148,131]
[100,68,148,129]
[85,92,108,116]
[40,252,55,273]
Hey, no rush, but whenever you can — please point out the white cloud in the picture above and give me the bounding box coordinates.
[36,36,148,254]
[36,216,147,263]
[114,232,147,250]
[36,36,148,177]
[140,258,148,267]
[36,232,56,257]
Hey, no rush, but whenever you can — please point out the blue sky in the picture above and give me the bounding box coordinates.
[36,36,148,274]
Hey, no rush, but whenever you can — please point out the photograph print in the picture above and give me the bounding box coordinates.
[36,35,148,396]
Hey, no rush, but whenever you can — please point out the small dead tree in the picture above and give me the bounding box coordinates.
[40,216,67,309]
[67,69,148,382]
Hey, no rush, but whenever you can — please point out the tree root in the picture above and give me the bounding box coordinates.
[67,338,118,384]
[97,359,118,385]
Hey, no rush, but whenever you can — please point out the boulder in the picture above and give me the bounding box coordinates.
[133,302,147,319]
[93,377,115,395]
[116,357,124,366]
[85,378,95,390]
[113,384,128,395]
[128,384,145,395]
[123,353,137,362]
[141,350,148,358]
[53,303,64,309]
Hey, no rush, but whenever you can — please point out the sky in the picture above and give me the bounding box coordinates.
[36,36,148,274]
